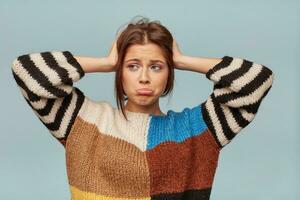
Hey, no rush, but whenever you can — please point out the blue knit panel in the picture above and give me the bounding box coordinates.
[146,104,208,150]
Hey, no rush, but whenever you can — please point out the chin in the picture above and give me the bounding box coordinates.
[131,95,158,106]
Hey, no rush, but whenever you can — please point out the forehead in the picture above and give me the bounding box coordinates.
[124,43,166,63]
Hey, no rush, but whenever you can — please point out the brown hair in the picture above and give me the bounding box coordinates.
[114,16,175,121]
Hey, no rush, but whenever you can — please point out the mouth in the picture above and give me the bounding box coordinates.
[136,88,154,96]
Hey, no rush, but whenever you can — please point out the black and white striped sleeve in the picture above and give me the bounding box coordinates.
[201,56,274,149]
[11,51,86,147]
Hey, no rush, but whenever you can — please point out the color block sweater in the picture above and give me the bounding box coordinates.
[11,51,274,200]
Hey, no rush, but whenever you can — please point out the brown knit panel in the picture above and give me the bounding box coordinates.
[146,129,220,195]
[65,116,151,198]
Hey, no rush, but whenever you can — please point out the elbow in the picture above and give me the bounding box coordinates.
[11,57,21,77]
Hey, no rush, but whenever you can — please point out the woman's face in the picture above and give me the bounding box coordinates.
[122,43,169,107]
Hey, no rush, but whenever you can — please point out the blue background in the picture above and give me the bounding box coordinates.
[1,0,299,199]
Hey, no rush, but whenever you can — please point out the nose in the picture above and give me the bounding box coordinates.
[139,67,150,84]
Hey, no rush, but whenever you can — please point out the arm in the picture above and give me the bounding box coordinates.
[183,55,274,148]
[11,40,118,147]
[11,51,87,147]
[173,55,223,74]
[73,56,115,73]
[173,40,275,148]
[11,50,116,147]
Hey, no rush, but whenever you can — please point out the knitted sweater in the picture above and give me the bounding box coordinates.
[11,51,274,200]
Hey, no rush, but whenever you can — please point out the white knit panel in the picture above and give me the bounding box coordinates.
[78,99,150,152]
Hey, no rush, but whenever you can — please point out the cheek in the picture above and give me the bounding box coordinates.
[154,73,169,92]
[123,69,137,82]
[122,71,136,94]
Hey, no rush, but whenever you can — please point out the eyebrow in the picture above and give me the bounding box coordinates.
[125,58,166,64]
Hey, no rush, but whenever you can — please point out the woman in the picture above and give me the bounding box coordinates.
[11,17,274,200]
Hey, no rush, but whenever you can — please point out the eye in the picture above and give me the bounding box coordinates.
[150,65,162,71]
[127,64,139,71]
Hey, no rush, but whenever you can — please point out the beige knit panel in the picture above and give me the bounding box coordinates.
[77,98,150,151]
[65,116,151,198]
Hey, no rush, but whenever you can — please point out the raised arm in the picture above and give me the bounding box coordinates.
[11,51,87,147]
[11,42,118,147]
[172,40,275,149]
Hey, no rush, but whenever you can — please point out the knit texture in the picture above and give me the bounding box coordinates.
[11,51,274,200]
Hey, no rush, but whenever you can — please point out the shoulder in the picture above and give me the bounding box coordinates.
[167,104,202,118]
[77,97,115,124]
[165,104,208,132]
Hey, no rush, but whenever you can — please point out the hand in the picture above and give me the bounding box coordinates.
[106,38,119,72]
[172,39,185,70]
